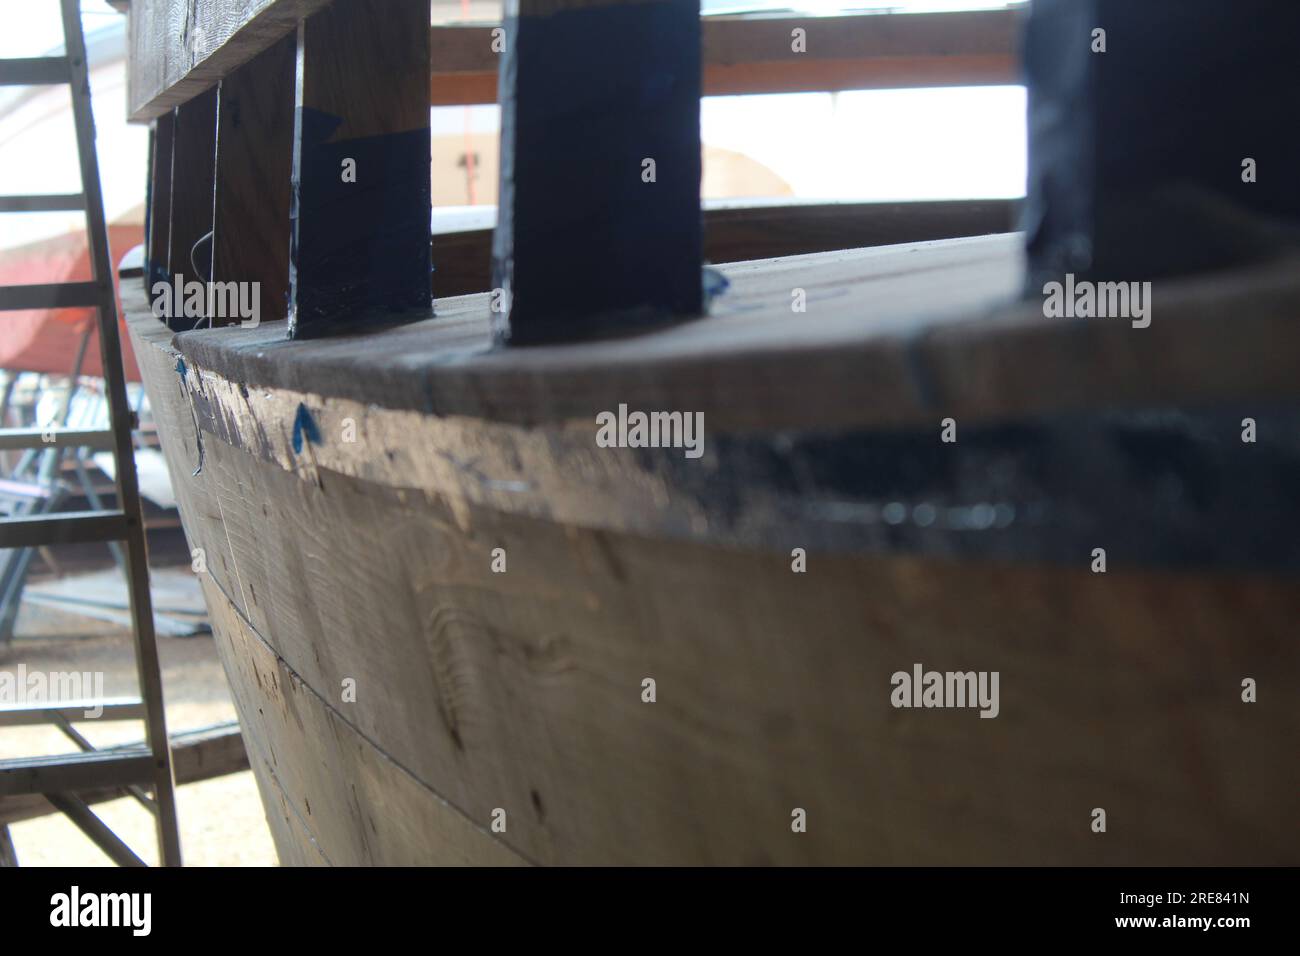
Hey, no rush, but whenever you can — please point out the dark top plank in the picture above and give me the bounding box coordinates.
[141,235,1300,432]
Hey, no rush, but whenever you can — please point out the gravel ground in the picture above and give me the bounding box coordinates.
[1,596,277,866]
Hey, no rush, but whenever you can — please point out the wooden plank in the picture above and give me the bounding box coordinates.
[212,34,295,327]
[145,112,173,290]
[127,0,335,122]
[431,9,1020,105]
[168,721,248,784]
[0,723,249,827]
[159,236,1300,434]
[433,199,1015,296]
[245,758,331,865]
[125,293,1300,862]
[493,0,702,344]
[155,293,1300,574]
[165,87,217,331]
[288,0,431,338]
[202,579,528,866]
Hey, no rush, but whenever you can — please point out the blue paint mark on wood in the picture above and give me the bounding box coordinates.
[702,265,730,309]
[291,403,321,454]
[492,0,703,344]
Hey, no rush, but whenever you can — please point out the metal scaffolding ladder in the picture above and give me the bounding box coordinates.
[0,0,181,866]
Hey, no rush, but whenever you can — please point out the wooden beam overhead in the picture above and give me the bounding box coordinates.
[128,4,1021,121]
[434,9,1020,105]
[127,0,336,122]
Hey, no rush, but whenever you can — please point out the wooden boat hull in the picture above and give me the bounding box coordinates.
[124,239,1300,865]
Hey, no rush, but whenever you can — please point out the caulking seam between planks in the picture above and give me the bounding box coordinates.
[253,753,338,866]
[202,570,542,867]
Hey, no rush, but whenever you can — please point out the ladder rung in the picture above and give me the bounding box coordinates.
[0,748,154,797]
[0,509,130,548]
[0,427,116,452]
[0,56,68,86]
[0,193,84,212]
[0,281,105,311]
[0,699,146,728]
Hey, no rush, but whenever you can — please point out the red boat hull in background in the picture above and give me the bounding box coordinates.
[0,223,144,381]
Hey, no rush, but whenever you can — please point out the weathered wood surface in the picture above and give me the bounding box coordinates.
[204,580,528,866]
[149,238,1300,569]
[0,722,248,827]
[433,198,1016,297]
[130,305,525,865]
[128,4,1018,120]
[125,240,1300,863]
[127,0,336,122]
[170,234,1300,434]
[431,9,1020,105]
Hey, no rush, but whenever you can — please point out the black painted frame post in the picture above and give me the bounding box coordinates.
[213,34,296,328]
[145,113,174,298]
[1023,0,1300,293]
[165,89,217,332]
[491,0,703,345]
[288,0,433,339]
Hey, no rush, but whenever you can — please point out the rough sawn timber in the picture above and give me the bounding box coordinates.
[125,237,1300,865]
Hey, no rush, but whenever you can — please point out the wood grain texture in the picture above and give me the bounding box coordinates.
[203,579,529,866]
[165,235,1300,435]
[125,269,1300,864]
[127,0,335,122]
[128,307,524,866]
[212,33,295,324]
